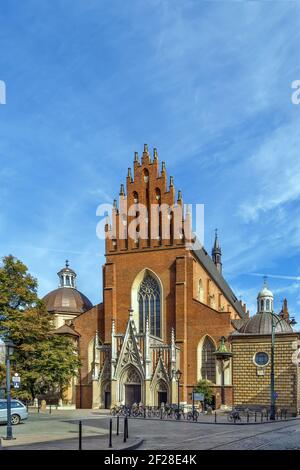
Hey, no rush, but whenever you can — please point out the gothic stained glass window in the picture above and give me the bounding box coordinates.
[138,275,161,337]
[201,337,216,383]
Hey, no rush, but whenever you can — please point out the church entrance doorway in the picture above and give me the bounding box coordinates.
[104,391,111,409]
[122,366,142,406]
[125,384,141,406]
[158,391,167,406]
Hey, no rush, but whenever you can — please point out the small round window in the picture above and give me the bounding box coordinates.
[254,352,269,366]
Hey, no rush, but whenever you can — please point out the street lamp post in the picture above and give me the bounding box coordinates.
[173,369,182,420]
[2,340,15,440]
[266,310,295,421]
[270,312,276,421]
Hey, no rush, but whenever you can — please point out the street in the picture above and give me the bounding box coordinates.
[1,410,300,450]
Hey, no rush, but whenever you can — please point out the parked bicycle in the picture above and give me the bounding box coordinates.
[227,408,242,422]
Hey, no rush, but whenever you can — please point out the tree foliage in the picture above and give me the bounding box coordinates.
[195,379,213,404]
[0,255,80,401]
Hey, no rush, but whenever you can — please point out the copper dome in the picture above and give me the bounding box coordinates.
[238,312,293,335]
[43,287,93,314]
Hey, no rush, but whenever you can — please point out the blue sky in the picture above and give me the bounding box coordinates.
[1,1,300,321]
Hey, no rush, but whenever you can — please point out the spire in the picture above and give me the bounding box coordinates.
[281,298,289,321]
[119,184,125,196]
[127,167,133,182]
[212,229,222,273]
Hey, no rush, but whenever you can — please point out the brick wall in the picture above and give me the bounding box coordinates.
[231,333,299,414]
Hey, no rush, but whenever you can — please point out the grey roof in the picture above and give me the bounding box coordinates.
[53,324,80,337]
[237,312,293,335]
[192,239,246,318]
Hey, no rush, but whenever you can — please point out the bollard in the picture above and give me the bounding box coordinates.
[109,419,112,448]
[49,405,52,414]
[266,410,269,421]
[247,412,249,423]
[126,416,129,439]
[261,412,263,423]
[78,420,82,450]
[116,416,119,436]
[254,412,257,422]
[144,408,146,419]
[38,404,40,414]
[123,418,127,443]
[215,411,217,423]
[160,408,163,420]
[285,409,287,420]
[281,410,283,420]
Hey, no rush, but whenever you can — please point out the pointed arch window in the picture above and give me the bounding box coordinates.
[138,275,161,337]
[201,337,216,383]
[198,279,204,302]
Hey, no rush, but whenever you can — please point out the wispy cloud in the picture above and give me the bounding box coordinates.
[1,1,300,319]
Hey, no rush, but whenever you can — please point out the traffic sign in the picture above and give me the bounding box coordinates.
[12,373,21,389]
[193,392,204,401]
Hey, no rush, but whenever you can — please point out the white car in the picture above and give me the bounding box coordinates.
[0,399,28,425]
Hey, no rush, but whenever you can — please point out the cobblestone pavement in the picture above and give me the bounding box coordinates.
[1,410,300,450]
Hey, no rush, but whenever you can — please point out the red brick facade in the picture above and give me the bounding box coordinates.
[72,146,245,409]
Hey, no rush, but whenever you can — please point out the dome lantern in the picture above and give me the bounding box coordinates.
[57,260,77,289]
[257,277,273,314]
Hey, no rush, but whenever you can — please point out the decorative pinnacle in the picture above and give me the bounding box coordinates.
[134,151,139,162]
[127,167,133,181]
[161,161,166,173]
[119,184,125,196]
[143,143,149,153]
[177,190,182,202]
[65,259,69,268]
[170,176,174,187]
[113,199,117,210]
[153,148,158,160]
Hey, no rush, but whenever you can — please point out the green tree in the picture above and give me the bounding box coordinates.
[0,255,80,401]
[195,379,213,404]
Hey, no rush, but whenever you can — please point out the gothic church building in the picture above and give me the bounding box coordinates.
[44,145,249,409]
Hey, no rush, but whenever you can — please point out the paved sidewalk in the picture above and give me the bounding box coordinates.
[1,434,142,451]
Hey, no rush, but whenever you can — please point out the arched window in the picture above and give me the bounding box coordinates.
[201,337,216,383]
[143,168,149,183]
[133,191,138,203]
[266,299,270,311]
[138,275,161,337]
[66,275,70,286]
[261,299,264,311]
[198,279,204,302]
